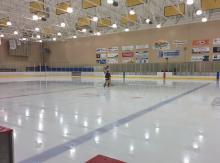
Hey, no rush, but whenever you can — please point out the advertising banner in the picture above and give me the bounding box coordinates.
[191,55,209,62]
[192,47,210,54]
[154,40,170,50]
[122,51,134,57]
[96,59,106,64]
[135,51,149,63]
[122,45,134,51]
[213,55,220,61]
[213,38,220,46]
[96,48,107,53]
[108,47,119,52]
[192,39,209,47]
[173,40,187,47]
[213,47,220,53]
[122,58,135,64]
[136,44,149,50]
[158,50,180,58]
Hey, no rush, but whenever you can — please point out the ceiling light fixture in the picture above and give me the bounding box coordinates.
[82,28,87,33]
[196,9,203,16]
[186,0,194,5]
[53,37,56,41]
[124,28,130,32]
[107,0,114,4]
[96,32,101,36]
[6,21,12,26]
[57,32,62,36]
[66,7,73,13]
[129,8,135,15]
[202,17,208,23]
[156,24,161,28]
[35,27,40,31]
[60,22,66,27]
[146,18,151,24]
[32,14,39,21]
[112,23,117,29]
[73,35,77,38]
[92,16,98,22]
[36,35,41,39]
[0,34,4,37]
[22,38,27,41]
[39,40,42,43]
[14,31,18,35]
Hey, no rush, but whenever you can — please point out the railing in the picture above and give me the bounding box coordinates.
[0,62,220,75]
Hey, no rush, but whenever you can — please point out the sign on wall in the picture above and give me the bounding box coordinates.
[154,40,170,50]
[191,55,209,62]
[122,45,134,51]
[158,50,180,58]
[96,48,107,53]
[213,38,220,53]
[122,51,134,57]
[173,40,187,47]
[192,39,210,54]
[213,54,220,61]
[135,51,149,63]
[136,44,149,50]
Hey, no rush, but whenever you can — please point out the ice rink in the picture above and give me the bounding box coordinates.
[0,78,220,163]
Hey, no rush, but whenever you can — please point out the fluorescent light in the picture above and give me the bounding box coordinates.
[53,37,56,41]
[32,14,39,21]
[22,38,27,41]
[124,28,130,32]
[66,7,73,13]
[14,31,18,35]
[6,21,12,26]
[39,40,42,43]
[60,22,66,27]
[35,27,40,31]
[146,18,151,24]
[57,32,62,36]
[156,24,161,28]
[0,34,4,37]
[202,17,208,22]
[129,9,135,15]
[196,10,203,16]
[36,35,41,39]
[96,32,101,36]
[107,0,114,4]
[186,0,194,5]
[92,16,98,22]
[82,28,87,33]
[73,35,77,38]
[112,23,117,28]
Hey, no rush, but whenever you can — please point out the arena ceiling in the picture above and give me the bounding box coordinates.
[0,0,220,42]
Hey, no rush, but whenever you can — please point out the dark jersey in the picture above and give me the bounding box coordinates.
[105,72,111,80]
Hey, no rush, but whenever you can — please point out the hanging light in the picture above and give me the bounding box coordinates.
[57,32,62,36]
[35,27,40,31]
[156,24,161,28]
[112,23,117,29]
[60,22,66,27]
[66,7,73,13]
[73,35,77,38]
[196,9,203,16]
[129,8,135,15]
[186,0,194,5]
[36,35,41,39]
[107,0,114,4]
[6,21,12,26]
[124,28,130,32]
[53,37,56,41]
[39,40,42,43]
[146,18,151,24]
[82,28,87,33]
[202,17,208,22]
[0,34,4,37]
[96,32,101,36]
[92,16,98,22]
[32,14,39,21]
[22,38,27,41]
[14,31,18,35]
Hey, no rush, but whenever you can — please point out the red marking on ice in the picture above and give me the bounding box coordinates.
[86,155,126,163]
